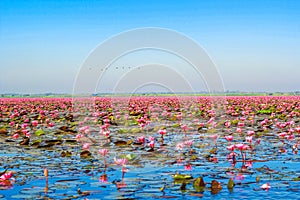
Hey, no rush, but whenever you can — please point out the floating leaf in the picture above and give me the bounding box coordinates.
[211,180,222,194]
[130,128,140,133]
[172,123,180,128]
[0,128,8,135]
[19,137,30,145]
[122,154,137,161]
[34,129,44,136]
[65,139,77,144]
[193,176,205,192]
[211,180,222,189]
[80,150,91,158]
[61,151,72,157]
[113,141,127,146]
[173,174,193,180]
[292,177,300,181]
[207,128,216,133]
[31,139,42,146]
[118,129,129,133]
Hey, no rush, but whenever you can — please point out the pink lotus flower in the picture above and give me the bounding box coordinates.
[138,123,145,128]
[246,136,253,143]
[225,135,233,142]
[176,142,185,151]
[103,119,110,124]
[240,117,246,121]
[236,127,242,133]
[158,129,167,135]
[207,117,214,124]
[245,161,253,168]
[227,151,237,161]
[148,136,155,141]
[210,134,218,140]
[76,134,83,139]
[180,124,188,133]
[102,130,110,137]
[99,148,109,156]
[285,134,294,140]
[148,140,155,148]
[21,123,28,129]
[238,122,245,127]
[224,121,231,128]
[114,158,128,166]
[234,173,244,182]
[288,128,294,133]
[47,122,54,127]
[260,182,271,190]
[101,124,109,130]
[227,145,235,151]
[82,143,90,150]
[12,133,19,139]
[278,132,287,138]
[137,136,145,143]
[99,174,108,183]
[31,120,38,127]
[84,128,90,134]
[247,130,255,136]
[0,171,13,181]
[235,143,250,152]
[184,164,192,171]
[184,140,193,147]
[9,121,15,127]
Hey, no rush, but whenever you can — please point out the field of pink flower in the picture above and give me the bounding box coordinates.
[0,96,299,199]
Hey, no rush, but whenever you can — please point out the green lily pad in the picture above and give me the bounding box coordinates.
[173,174,193,180]
[120,153,137,161]
[34,129,45,136]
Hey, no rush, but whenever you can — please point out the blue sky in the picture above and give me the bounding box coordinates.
[0,0,299,93]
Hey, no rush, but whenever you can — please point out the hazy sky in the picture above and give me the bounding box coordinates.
[0,0,299,93]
